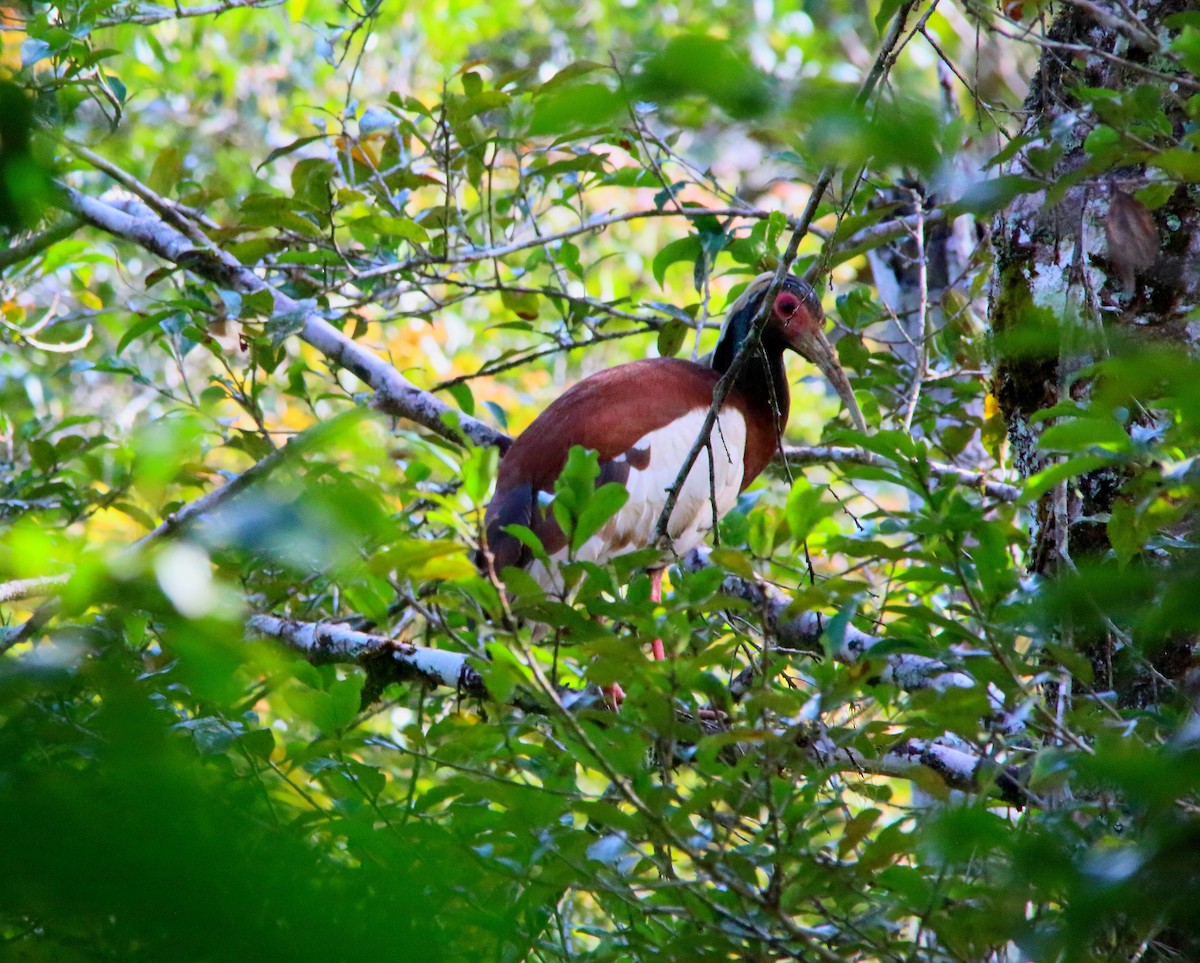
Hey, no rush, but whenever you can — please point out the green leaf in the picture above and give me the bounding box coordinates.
[102,72,126,104]
[461,444,498,505]
[1038,415,1131,454]
[656,318,688,357]
[446,380,476,417]
[385,538,476,580]
[634,34,772,120]
[571,482,629,552]
[652,235,701,287]
[551,445,600,547]
[500,287,539,320]
[1022,454,1113,502]
[949,175,1043,216]
[537,60,609,95]
[547,445,630,554]
[499,524,549,564]
[529,83,622,135]
[1154,147,1200,181]
[709,546,756,580]
[116,313,167,354]
[874,0,904,33]
[148,146,183,196]
[785,483,836,542]
[257,134,330,170]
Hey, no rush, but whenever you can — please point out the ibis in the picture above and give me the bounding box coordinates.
[481,272,866,692]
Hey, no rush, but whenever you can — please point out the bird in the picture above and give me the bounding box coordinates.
[480,271,867,695]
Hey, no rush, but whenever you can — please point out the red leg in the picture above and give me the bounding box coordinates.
[602,682,625,709]
[604,568,666,710]
[649,567,666,662]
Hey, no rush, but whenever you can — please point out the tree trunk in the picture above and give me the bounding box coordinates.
[991,0,1200,705]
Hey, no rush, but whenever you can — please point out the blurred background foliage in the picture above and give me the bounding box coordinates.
[2,0,1200,959]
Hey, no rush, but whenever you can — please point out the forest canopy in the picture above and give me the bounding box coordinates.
[2,0,1200,960]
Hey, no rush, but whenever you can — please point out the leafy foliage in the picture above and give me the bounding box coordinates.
[2,0,1200,961]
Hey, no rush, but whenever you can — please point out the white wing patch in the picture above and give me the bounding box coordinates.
[530,408,747,594]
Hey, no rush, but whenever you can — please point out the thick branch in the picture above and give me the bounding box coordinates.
[806,733,1031,807]
[247,614,490,696]
[0,217,83,271]
[57,186,509,452]
[250,612,1025,802]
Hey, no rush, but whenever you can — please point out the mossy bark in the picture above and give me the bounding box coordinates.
[989,0,1200,705]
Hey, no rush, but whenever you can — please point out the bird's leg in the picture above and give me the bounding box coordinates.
[650,567,725,724]
[602,568,667,710]
[649,567,666,662]
[602,681,625,710]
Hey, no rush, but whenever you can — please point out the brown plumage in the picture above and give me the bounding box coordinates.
[481,273,865,588]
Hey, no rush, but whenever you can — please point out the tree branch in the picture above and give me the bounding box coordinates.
[93,0,287,28]
[0,217,83,272]
[0,576,70,605]
[56,186,510,452]
[804,731,1033,807]
[681,547,976,695]
[247,614,489,695]
[248,612,1027,803]
[778,446,1021,502]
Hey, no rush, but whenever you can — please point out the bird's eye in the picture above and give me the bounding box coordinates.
[775,293,801,320]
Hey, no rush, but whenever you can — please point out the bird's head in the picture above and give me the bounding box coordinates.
[719,272,868,433]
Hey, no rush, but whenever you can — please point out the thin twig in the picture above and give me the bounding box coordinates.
[900,192,929,433]
[94,0,287,28]
[652,0,922,548]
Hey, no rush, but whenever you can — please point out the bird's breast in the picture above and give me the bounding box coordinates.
[528,407,748,591]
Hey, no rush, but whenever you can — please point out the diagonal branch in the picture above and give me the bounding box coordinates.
[0,217,83,271]
[56,186,510,452]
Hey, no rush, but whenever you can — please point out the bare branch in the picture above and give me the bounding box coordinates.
[66,141,220,238]
[806,733,1033,807]
[824,207,948,270]
[682,547,976,695]
[0,576,70,605]
[56,186,510,451]
[94,0,287,28]
[354,206,815,283]
[0,217,83,272]
[778,445,1021,502]
[249,611,1027,804]
[247,614,490,695]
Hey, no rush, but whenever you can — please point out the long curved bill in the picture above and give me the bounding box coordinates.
[794,327,868,434]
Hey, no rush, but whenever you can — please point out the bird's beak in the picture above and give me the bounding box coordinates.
[790,326,868,434]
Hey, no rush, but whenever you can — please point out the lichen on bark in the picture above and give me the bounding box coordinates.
[989,0,1200,707]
